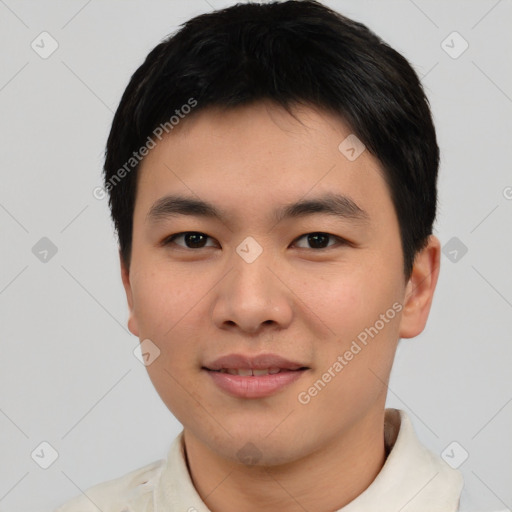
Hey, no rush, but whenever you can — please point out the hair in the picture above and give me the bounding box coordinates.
[104,0,439,280]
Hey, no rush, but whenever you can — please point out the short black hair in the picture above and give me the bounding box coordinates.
[104,0,439,280]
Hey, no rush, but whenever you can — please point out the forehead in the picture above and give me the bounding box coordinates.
[135,101,393,226]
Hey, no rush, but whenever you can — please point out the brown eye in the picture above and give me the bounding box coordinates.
[293,232,345,249]
[163,232,216,249]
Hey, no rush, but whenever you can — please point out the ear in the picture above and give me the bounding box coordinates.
[120,250,139,337]
[399,235,441,339]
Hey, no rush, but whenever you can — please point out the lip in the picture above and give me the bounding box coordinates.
[202,353,310,399]
[204,353,307,371]
[205,369,307,398]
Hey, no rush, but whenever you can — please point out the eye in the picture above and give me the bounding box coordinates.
[162,231,218,249]
[161,231,348,251]
[292,232,347,249]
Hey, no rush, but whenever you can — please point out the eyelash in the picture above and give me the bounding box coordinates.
[160,231,349,250]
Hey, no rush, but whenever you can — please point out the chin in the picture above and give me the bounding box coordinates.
[219,433,308,468]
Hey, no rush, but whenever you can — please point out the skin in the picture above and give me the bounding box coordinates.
[120,101,441,512]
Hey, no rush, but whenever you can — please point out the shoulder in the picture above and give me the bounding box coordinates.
[53,458,165,512]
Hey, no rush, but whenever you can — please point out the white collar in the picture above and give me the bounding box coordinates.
[154,408,464,511]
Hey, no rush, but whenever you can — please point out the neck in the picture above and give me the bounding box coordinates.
[183,407,387,512]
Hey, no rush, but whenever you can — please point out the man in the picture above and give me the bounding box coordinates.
[56,1,469,510]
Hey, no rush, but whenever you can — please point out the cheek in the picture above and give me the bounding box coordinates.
[131,264,228,383]
[304,265,386,337]
[130,268,199,354]
[306,262,402,378]
[132,270,204,411]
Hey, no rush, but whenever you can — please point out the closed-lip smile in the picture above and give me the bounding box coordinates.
[203,353,310,398]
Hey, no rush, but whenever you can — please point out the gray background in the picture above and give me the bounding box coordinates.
[0,1,511,511]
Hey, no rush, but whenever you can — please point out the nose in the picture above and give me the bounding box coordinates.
[211,247,293,336]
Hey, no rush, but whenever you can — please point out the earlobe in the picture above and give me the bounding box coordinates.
[119,250,139,337]
[398,235,441,339]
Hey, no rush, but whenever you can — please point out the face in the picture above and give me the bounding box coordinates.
[121,101,439,466]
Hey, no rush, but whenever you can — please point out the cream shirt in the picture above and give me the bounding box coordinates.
[55,408,466,512]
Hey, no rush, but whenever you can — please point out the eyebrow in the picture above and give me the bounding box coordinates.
[146,192,370,227]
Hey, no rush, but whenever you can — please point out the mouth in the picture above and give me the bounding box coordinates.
[202,353,310,398]
[202,354,310,398]
[204,367,309,376]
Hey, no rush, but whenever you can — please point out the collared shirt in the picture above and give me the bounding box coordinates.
[54,408,467,511]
